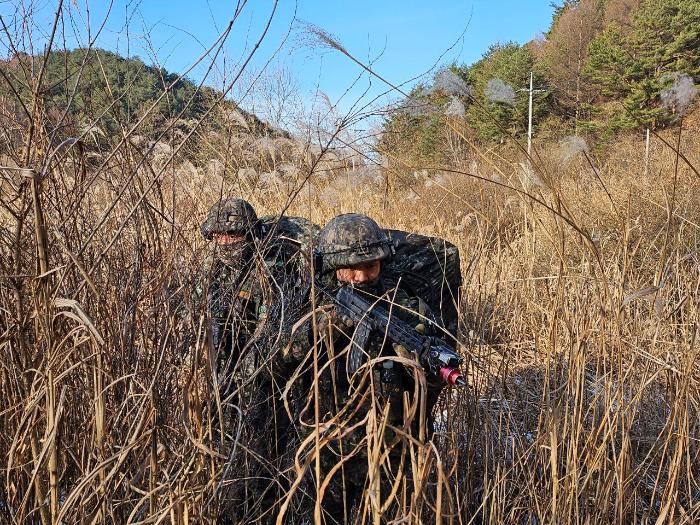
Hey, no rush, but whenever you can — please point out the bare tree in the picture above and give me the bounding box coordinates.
[537,0,605,130]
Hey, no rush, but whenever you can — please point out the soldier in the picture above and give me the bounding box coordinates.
[293,213,446,524]
[198,197,314,524]
[198,197,312,386]
[199,198,260,364]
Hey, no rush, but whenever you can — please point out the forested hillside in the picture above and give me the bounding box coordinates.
[0,48,282,150]
[382,0,699,163]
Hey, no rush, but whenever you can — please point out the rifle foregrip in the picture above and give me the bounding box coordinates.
[335,286,466,386]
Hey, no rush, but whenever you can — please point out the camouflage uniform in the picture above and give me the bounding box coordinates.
[299,213,444,523]
[198,199,264,378]
[198,199,313,524]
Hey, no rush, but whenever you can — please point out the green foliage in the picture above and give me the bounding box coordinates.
[40,48,217,137]
[380,43,553,163]
[0,47,287,166]
[380,82,451,165]
[381,0,698,163]
[464,43,550,141]
[585,0,700,130]
[0,48,247,150]
[416,115,445,160]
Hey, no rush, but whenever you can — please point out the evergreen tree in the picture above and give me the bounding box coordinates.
[585,0,700,130]
[464,43,550,141]
[0,48,275,147]
[380,82,450,166]
[39,48,216,137]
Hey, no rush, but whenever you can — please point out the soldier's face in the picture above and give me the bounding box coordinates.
[214,232,246,245]
[336,260,381,285]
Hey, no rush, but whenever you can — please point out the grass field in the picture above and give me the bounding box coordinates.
[3,112,700,523]
[1,5,699,519]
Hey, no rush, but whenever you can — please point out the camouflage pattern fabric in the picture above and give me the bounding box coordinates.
[196,217,317,524]
[316,213,393,271]
[196,213,319,374]
[258,214,320,256]
[200,197,258,240]
[383,229,462,340]
[290,273,445,524]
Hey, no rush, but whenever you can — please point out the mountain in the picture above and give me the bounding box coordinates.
[0,48,284,141]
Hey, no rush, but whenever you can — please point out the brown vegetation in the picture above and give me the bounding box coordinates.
[1,2,699,523]
[3,107,700,521]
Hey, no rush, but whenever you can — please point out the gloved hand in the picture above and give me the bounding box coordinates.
[315,308,334,341]
[392,322,427,360]
[315,307,354,341]
[392,343,412,360]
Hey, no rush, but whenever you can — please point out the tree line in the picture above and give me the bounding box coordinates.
[0,47,282,160]
[381,0,699,163]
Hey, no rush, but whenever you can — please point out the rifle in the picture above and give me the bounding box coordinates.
[331,285,466,387]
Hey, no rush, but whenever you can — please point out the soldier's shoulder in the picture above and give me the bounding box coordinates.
[260,215,320,251]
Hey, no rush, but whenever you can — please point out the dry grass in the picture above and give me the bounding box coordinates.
[3,116,700,523]
[1,5,700,523]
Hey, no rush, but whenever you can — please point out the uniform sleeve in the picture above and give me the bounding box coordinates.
[393,288,444,337]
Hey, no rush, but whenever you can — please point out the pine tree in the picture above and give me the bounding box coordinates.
[465,43,550,141]
[585,0,700,131]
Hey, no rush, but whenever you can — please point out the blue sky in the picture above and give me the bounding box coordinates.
[0,0,555,119]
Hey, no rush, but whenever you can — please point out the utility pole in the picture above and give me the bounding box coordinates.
[526,71,544,159]
[518,72,544,167]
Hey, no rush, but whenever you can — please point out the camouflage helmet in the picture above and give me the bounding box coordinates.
[317,213,393,270]
[200,198,258,240]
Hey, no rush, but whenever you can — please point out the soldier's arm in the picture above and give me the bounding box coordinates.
[276,295,352,370]
[392,289,444,338]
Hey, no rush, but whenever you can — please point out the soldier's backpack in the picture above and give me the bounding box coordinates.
[258,215,320,261]
[384,230,462,340]
[253,215,321,354]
